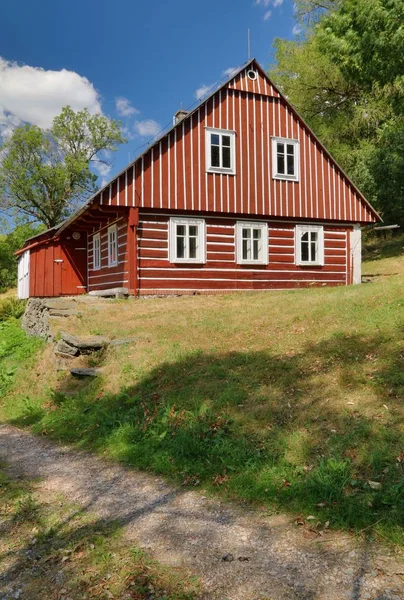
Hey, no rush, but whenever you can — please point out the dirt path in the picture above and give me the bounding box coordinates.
[0,425,402,600]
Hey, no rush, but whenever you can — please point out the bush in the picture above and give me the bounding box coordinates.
[0,297,26,322]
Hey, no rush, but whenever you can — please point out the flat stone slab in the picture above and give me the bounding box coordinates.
[55,339,79,357]
[61,331,109,350]
[70,368,103,377]
[49,309,80,317]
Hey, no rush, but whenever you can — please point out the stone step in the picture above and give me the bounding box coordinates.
[61,331,109,351]
[70,368,103,377]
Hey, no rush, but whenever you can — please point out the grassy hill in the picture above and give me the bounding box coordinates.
[1,234,403,545]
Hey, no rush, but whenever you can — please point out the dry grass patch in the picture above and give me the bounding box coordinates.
[1,241,404,545]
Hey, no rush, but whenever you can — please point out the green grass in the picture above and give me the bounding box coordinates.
[1,242,404,546]
[0,318,43,397]
[0,464,199,599]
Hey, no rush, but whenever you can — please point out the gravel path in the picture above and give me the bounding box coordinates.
[0,424,402,600]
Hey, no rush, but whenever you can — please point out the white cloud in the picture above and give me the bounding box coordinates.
[292,24,303,35]
[134,119,161,138]
[115,96,139,117]
[255,0,283,20]
[0,57,101,137]
[195,84,211,100]
[223,67,238,78]
[93,161,112,186]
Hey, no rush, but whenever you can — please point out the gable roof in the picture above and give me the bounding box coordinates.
[25,58,381,246]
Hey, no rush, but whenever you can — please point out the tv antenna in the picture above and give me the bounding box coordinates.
[247,28,251,60]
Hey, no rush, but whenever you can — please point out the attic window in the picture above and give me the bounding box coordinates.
[272,137,300,181]
[205,127,236,175]
[247,70,257,81]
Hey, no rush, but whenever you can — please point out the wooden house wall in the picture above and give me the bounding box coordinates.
[87,216,129,291]
[95,84,376,224]
[136,212,352,294]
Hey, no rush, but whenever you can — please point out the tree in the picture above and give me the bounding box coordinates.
[294,0,341,24]
[0,107,125,228]
[270,0,404,225]
[318,0,404,93]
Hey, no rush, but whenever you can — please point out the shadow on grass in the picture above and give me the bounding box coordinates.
[0,472,197,600]
[363,233,404,262]
[10,332,404,544]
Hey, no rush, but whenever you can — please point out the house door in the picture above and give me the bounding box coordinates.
[17,250,30,299]
[60,234,88,295]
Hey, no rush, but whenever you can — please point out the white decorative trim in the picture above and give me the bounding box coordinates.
[107,224,118,267]
[93,233,101,271]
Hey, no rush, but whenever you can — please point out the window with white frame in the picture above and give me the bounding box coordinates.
[296,225,324,266]
[272,137,299,181]
[93,233,101,270]
[107,224,118,267]
[236,222,268,265]
[206,127,236,174]
[169,218,206,263]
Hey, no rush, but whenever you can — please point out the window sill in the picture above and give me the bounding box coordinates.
[297,262,323,267]
[107,262,118,268]
[207,167,236,175]
[273,174,299,182]
[171,260,205,265]
[238,261,268,266]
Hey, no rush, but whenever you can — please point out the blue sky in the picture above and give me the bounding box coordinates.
[1,0,301,184]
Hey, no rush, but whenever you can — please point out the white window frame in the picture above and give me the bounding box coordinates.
[93,233,101,271]
[169,217,206,264]
[295,225,324,266]
[205,127,236,175]
[107,224,118,267]
[272,137,300,181]
[236,221,268,266]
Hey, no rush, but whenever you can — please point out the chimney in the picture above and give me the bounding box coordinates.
[173,109,189,125]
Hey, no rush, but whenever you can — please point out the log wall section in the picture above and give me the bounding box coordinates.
[87,216,129,291]
[137,212,352,294]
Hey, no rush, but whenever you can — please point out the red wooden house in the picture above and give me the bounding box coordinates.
[17,59,380,299]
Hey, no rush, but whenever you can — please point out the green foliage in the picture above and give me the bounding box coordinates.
[0,222,43,291]
[0,106,126,228]
[0,297,26,321]
[318,0,404,92]
[270,0,404,225]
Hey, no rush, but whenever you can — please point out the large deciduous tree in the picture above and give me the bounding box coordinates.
[0,107,125,228]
